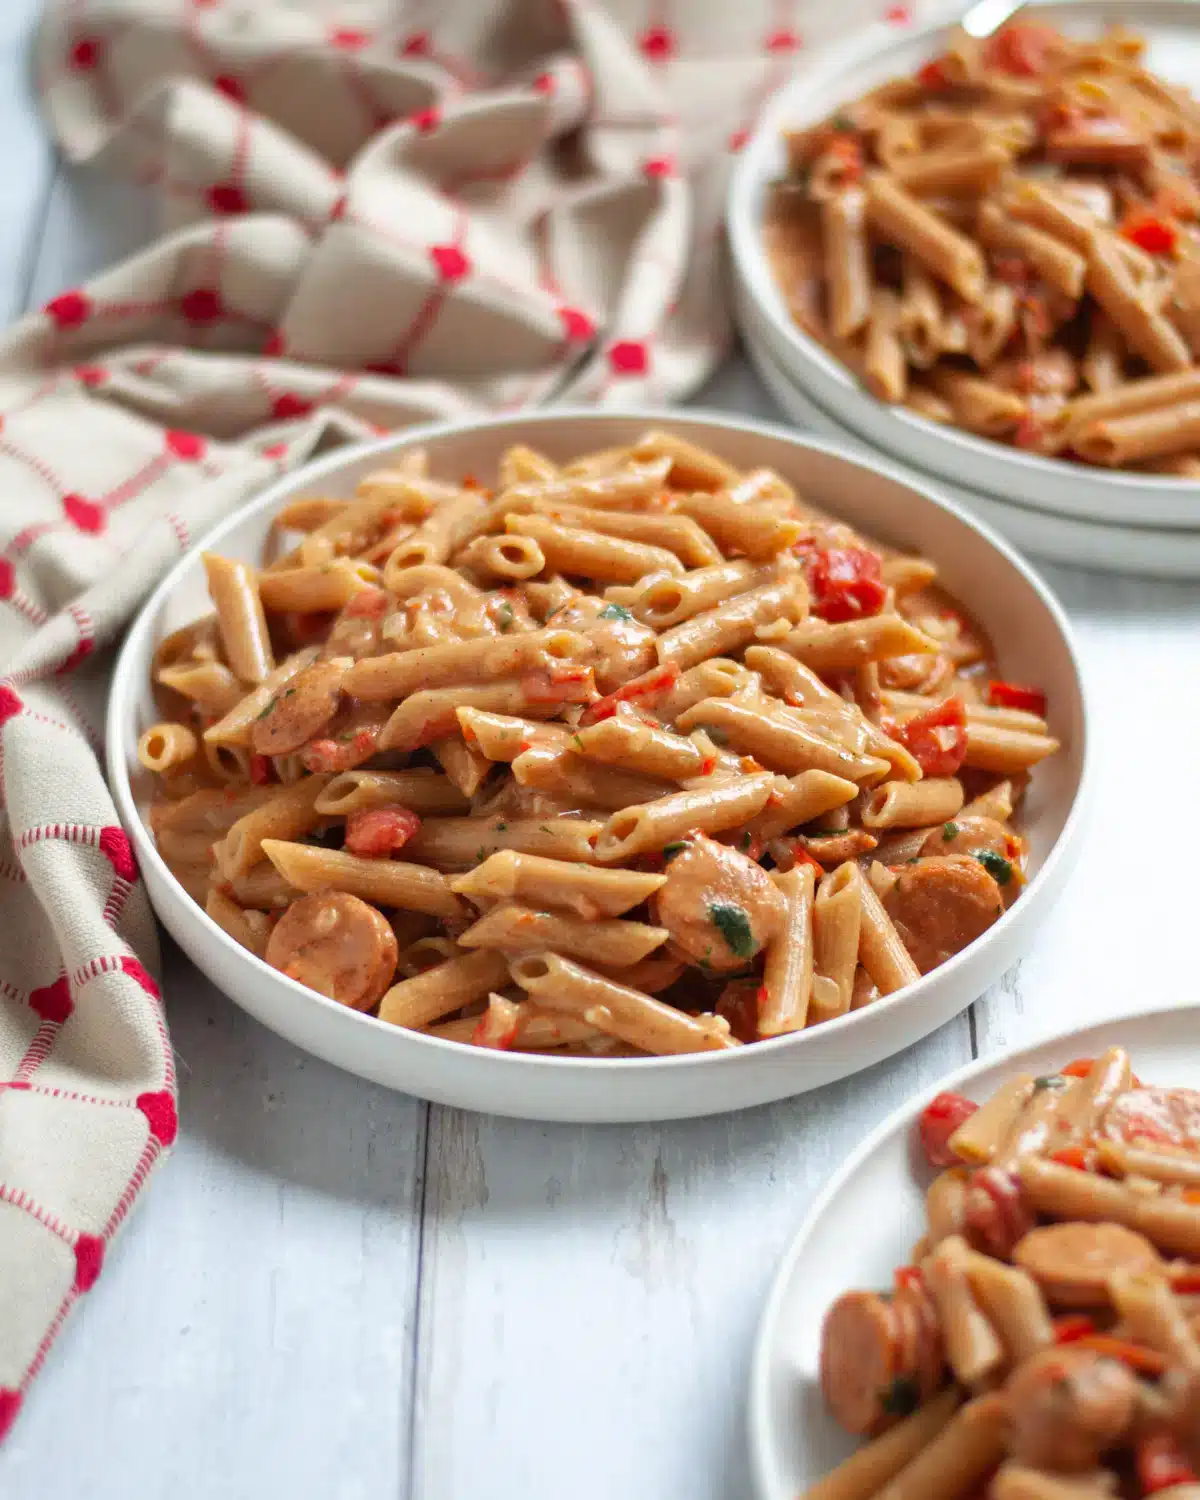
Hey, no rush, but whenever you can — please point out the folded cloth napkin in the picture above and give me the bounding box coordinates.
[0,0,925,1437]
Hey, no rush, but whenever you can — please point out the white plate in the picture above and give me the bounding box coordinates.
[748,999,1199,1500]
[743,311,1200,577]
[106,409,1089,1123]
[727,0,1200,532]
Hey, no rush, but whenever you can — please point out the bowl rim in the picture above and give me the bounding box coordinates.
[106,405,1092,1077]
[724,0,1199,504]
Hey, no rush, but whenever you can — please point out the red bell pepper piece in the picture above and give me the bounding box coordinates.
[987,679,1047,716]
[918,1091,978,1167]
[344,805,421,857]
[808,546,887,623]
[896,696,968,776]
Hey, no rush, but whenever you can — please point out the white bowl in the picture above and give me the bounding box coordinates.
[727,0,1200,532]
[748,999,1198,1500]
[106,410,1090,1123]
[740,305,1200,578]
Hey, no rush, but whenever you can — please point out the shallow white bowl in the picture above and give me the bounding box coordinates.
[748,1000,1198,1500]
[106,410,1089,1123]
[727,0,1200,532]
[741,307,1200,578]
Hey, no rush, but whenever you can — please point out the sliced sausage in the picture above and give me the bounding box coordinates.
[1013,1222,1163,1307]
[819,1290,900,1435]
[1104,1087,1200,1151]
[650,833,786,973]
[265,890,398,1011]
[883,854,1005,974]
[919,815,1011,862]
[1004,1345,1138,1471]
[251,660,348,756]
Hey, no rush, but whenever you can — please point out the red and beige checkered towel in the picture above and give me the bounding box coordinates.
[0,0,930,1438]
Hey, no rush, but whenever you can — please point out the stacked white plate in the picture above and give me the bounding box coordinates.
[726,0,1200,578]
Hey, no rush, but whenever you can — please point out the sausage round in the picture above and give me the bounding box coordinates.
[650,834,787,973]
[252,661,347,756]
[1013,1221,1162,1307]
[265,890,398,1011]
[1004,1345,1138,1471]
[883,854,1005,974]
[819,1290,899,1435]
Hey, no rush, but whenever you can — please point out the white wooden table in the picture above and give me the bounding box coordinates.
[2,6,1198,1498]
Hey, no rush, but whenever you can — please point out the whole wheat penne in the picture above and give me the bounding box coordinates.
[137,722,199,772]
[505,514,683,584]
[205,887,272,959]
[894,143,1010,196]
[673,493,806,560]
[1074,398,1200,465]
[380,672,594,752]
[799,1389,962,1500]
[314,769,469,817]
[455,533,545,580]
[656,577,808,672]
[677,697,889,781]
[258,559,379,614]
[963,722,1061,773]
[926,1235,1005,1383]
[260,840,463,919]
[345,629,589,701]
[406,816,601,870]
[573,713,708,780]
[203,553,275,683]
[509,742,670,810]
[378,949,509,1030]
[382,490,485,579]
[810,862,863,1022]
[1087,235,1191,373]
[450,851,665,919]
[456,709,572,762]
[630,560,771,629]
[458,903,668,965]
[777,616,939,674]
[213,775,331,879]
[631,430,739,491]
[509,952,737,1054]
[850,862,921,994]
[431,738,491,799]
[822,188,873,340]
[525,502,722,568]
[862,777,964,830]
[157,660,243,716]
[864,288,908,403]
[865,173,987,303]
[759,865,816,1036]
[976,200,1087,299]
[746,770,859,842]
[593,774,775,862]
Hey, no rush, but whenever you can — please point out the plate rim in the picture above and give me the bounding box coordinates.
[746,995,1199,1500]
[726,0,1200,528]
[742,314,1200,576]
[105,405,1091,1095]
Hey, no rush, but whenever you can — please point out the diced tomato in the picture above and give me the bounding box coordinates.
[1013,414,1045,451]
[343,584,389,618]
[917,56,952,90]
[1170,1268,1200,1293]
[1060,1057,1094,1078]
[249,753,275,786]
[808,546,887,623]
[344,805,421,857]
[792,845,825,874]
[918,1090,979,1167]
[1053,1314,1096,1344]
[982,22,1057,76]
[302,725,380,773]
[893,1264,926,1295]
[1120,210,1178,256]
[520,664,595,707]
[1049,1145,1093,1171]
[1138,1435,1198,1494]
[826,133,863,182]
[579,662,681,725]
[987,680,1047,716]
[896,696,968,777]
[471,1013,520,1050]
[700,754,718,776]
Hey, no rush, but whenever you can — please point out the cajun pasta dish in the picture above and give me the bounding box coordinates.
[138,429,1059,1058]
[766,21,1200,474]
[809,1049,1200,1500]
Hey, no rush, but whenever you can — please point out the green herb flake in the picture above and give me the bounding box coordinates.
[942,822,960,841]
[495,822,507,832]
[598,602,633,622]
[496,601,514,632]
[1032,1074,1067,1092]
[709,901,756,959]
[830,111,857,133]
[662,841,688,862]
[539,825,552,835]
[975,850,1013,886]
[475,847,488,864]
[255,695,278,721]
[740,832,752,851]
[881,1375,920,1418]
[572,734,585,751]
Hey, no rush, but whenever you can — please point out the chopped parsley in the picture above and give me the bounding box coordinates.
[880,1375,920,1418]
[495,822,507,831]
[475,847,488,863]
[662,841,688,862]
[740,832,753,851]
[942,822,960,841]
[599,602,633,622]
[255,696,277,720]
[539,825,552,834]
[572,733,584,751]
[1033,1074,1067,1092]
[496,601,514,632]
[709,901,756,959]
[975,849,1013,886]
